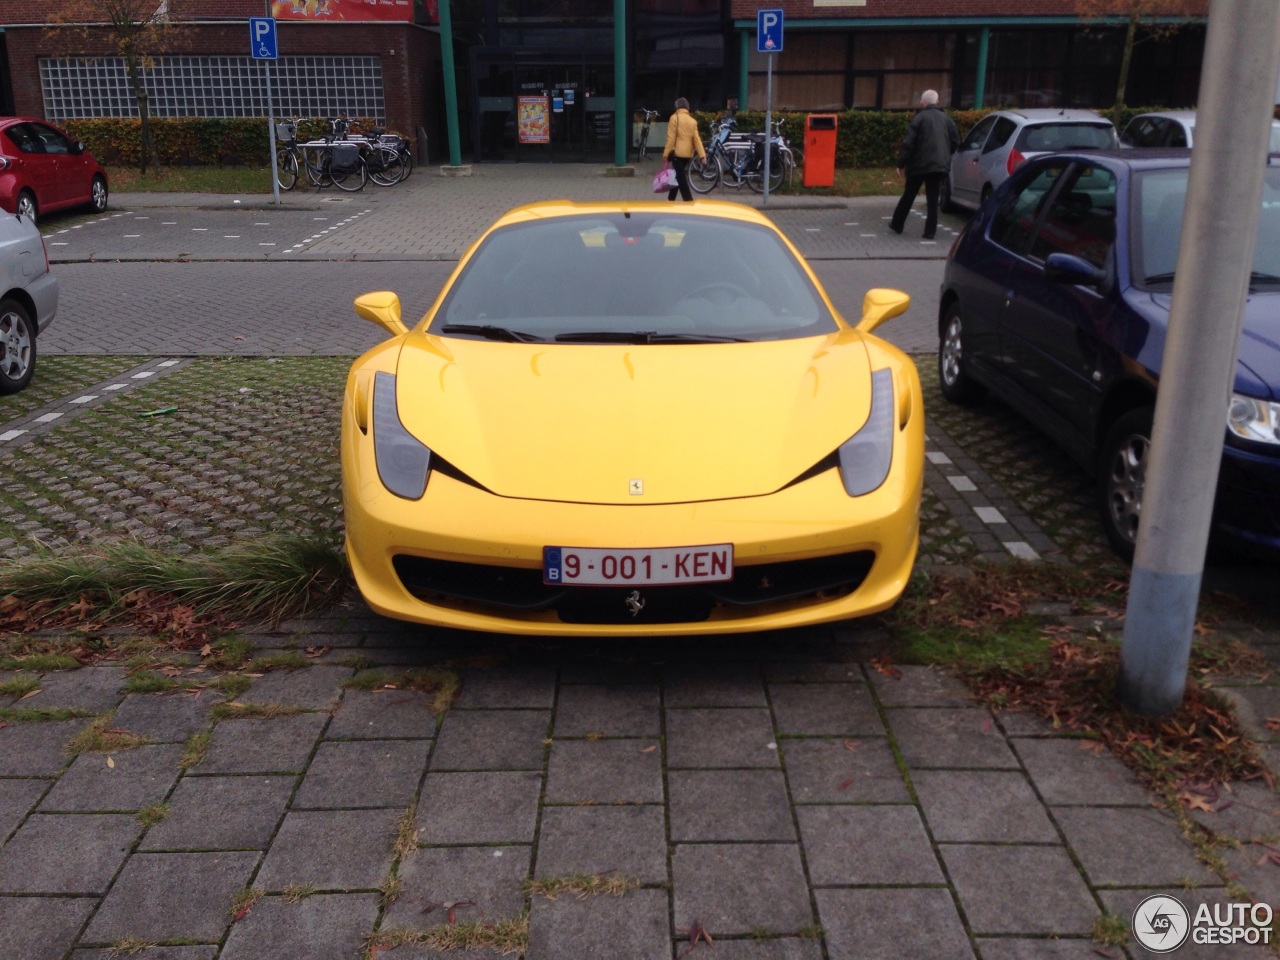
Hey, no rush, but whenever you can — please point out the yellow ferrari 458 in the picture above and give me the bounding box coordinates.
[342,200,923,635]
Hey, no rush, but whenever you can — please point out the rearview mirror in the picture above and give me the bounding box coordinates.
[354,291,408,336]
[854,288,910,335]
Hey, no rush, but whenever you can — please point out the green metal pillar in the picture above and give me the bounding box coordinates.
[438,0,462,166]
[974,26,990,109]
[615,0,627,166]
[739,30,749,109]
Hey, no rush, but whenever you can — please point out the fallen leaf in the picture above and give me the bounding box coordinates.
[1266,717,1280,732]
[869,656,902,679]
[200,643,213,657]
[305,645,330,658]
[106,756,115,769]
[640,745,657,753]
[18,688,41,701]
[837,777,855,792]
[843,739,861,752]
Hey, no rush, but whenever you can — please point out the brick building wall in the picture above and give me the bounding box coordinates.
[727,0,1208,17]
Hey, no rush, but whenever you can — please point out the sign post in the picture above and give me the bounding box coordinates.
[250,16,281,205]
[757,9,783,206]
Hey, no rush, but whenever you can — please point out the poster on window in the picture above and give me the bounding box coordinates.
[272,0,419,22]
[518,97,551,143]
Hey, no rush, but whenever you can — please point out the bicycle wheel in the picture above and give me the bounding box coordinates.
[275,148,298,191]
[398,148,414,179]
[369,147,404,186]
[304,146,332,187]
[330,158,367,192]
[746,151,785,194]
[689,154,720,194]
[636,127,649,162]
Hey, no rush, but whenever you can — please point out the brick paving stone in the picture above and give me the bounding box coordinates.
[886,707,1018,768]
[1012,736,1149,806]
[667,942,823,960]
[768,683,883,735]
[23,667,127,712]
[671,843,813,936]
[544,739,663,805]
[816,888,975,960]
[669,769,795,842]
[0,896,96,960]
[0,720,87,776]
[1055,807,1218,887]
[76,948,217,960]
[1187,780,1280,841]
[763,662,864,683]
[868,664,974,707]
[0,813,139,893]
[996,710,1059,737]
[430,709,550,770]
[326,689,441,739]
[84,851,259,942]
[110,691,221,742]
[40,743,184,811]
[0,778,49,840]
[912,771,1059,842]
[552,684,660,737]
[1219,840,1280,904]
[559,661,661,685]
[1097,889,1253,960]
[140,774,295,850]
[220,893,380,960]
[375,948,508,960]
[780,736,910,804]
[237,665,352,709]
[533,805,667,884]
[797,805,943,885]
[292,739,429,809]
[418,771,543,844]
[665,708,779,768]
[255,808,399,890]
[975,939,1104,959]
[941,844,1099,935]
[384,845,531,927]
[527,888,671,960]
[664,663,768,708]
[457,665,558,709]
[200,712,329,774]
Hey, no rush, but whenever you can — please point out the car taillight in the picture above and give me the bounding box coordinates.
[1007,149,1026,174]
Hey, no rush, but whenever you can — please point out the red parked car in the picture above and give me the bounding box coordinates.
[0,117,109,223]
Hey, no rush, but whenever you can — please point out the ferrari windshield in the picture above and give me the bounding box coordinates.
[433,213,838,342]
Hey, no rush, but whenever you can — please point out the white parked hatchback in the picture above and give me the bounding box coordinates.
[943,108,1118,211]
[0,212,58,394]
[1119,109,1280,152]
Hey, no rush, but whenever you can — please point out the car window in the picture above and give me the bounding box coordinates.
[1028,164,1118,268]
[435,214,838,342]
[1018,122,1116,152]
[30,123,72,155]
[990,162,1072,254]
[1167,120,1189,148]
[1122,116,1162,148]
[983,117,1019,155]
[960,116,995,151]
[1133,165,1280,284]
[4,123,45,154]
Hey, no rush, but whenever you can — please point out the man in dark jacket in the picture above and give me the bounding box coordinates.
[889,90,960,240]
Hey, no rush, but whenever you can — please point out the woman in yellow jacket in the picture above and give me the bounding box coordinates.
[663,98,706,202]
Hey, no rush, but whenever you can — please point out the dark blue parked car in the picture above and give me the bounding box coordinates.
[938,149,1280,559]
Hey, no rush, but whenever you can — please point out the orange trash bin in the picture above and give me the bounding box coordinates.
[803,114,838,188]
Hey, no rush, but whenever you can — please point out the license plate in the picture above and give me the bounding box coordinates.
[543,544,733,586]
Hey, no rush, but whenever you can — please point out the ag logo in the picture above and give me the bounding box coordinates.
[1132,894,1190,953]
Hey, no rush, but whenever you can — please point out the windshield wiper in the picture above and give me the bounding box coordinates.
[1249,271,1280,284]
[437,323,544,342]
[1143,271,1177,284]
[554,331,747,344]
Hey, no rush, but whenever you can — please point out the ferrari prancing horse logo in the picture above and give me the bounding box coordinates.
[625,590,645,616]
[629,479,644,495]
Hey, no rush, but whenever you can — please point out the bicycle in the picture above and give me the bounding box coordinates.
[634,108,660,162]
[330,117,408,187]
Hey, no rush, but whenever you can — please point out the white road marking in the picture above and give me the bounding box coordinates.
[975,506,1007,525]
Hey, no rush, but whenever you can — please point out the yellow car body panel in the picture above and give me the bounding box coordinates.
[341,200,925,635]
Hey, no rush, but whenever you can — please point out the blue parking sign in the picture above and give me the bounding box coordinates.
[757,9,783,53]
[249,17,278,60]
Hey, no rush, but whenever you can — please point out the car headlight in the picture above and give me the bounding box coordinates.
[1228,393,1280,446]
[374,372,432,499]
[838,369,894,496]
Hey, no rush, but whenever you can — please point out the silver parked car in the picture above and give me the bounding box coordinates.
[943,108,1118,211]
[1119,109,1280,152]
[0,212,58,394]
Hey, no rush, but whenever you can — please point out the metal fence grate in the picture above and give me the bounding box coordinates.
[39,55,385,122]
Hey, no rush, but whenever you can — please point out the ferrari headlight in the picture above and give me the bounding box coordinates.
[1227,393,1280,446]
[373,372,432,499]
[838,369,894,496]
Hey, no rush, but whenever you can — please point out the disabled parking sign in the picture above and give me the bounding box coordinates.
[249,17,278,60]
[757,9,783,53]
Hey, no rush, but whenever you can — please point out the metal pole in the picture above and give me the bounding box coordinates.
[1118,0,1280,715]
[614,0,627,167]
[974,27,989,110]
[438,0,462,167]
[266,60,280,205]
[762,52,772,206]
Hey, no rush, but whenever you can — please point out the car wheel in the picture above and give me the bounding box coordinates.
[15,190,36,223]
[937,303,985,404]
[90,175,109,213]
[940,175,956,213]
[1098,407,1154,561]
[0,298,36,394]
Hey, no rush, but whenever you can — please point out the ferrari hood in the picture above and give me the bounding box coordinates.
[392,333,876,504]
